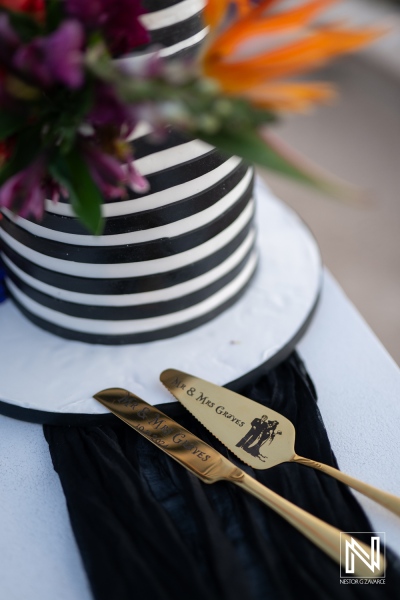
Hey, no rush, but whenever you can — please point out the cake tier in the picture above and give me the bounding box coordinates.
[0,130,257,343]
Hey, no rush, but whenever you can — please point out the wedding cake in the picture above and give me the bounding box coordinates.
[0,0,258,344]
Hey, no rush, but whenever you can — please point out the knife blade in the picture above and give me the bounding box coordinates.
[94,387,384,577]
[160,368,400,521]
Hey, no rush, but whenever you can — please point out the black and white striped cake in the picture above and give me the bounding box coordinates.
[0,0,258,344]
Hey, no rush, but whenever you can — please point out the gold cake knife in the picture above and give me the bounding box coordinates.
[94,387,384,577]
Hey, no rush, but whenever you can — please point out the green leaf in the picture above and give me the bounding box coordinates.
[0,113,26,141]
[60,85,95,155]
[7,10,42,41]
[197,127,360,201]
[50,151,104,235]
[0,127,41,186]
[48,155,72,192]
[198,127,360,202]
[197,129,319,186]
[44,0,64,31]
[38,83,95,154]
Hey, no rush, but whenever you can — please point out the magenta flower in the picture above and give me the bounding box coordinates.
[0,14,20,93]
[65,0,149,57]
[46,178,65,203]
[0,157,47,220]
[83,142,127,198]
[14,21,85,89]
[82,142,148,198]
[0,13,20,59]
[124,158,149,194]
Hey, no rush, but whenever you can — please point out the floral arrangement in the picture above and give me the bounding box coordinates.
[0,0,379,242]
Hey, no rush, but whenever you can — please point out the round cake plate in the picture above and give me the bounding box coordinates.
[0,178,322,424]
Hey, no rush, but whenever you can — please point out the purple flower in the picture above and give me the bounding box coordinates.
[65,0,149,57]
[88,84,138,135]
[0,157,47,220]
[14,21,85,89]
[82,141,148,198]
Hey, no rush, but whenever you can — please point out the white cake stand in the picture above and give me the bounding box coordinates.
[0,179,322,424]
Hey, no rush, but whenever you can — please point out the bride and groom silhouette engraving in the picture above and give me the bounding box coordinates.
[236,415,282,461]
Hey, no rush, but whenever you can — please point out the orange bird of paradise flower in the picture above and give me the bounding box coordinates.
[201,0,382,112]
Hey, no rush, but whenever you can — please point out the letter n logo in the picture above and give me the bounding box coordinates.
[340,532,386,578]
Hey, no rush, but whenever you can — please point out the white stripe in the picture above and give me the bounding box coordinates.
[141,0,205,30]
[0,200,255,278]
[6,251,257,334]
[15,167,252,246]
[44,138,216,217]
[118,27,208,68]
[134,137,212,175]
[158,27,208,57]
[2,229,255,306]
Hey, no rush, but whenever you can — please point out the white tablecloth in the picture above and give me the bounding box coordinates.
[0,271,399,600]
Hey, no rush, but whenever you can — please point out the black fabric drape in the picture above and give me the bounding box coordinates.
[44,353,400,600]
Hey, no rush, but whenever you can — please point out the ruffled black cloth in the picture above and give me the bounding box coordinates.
[44,353,400,600]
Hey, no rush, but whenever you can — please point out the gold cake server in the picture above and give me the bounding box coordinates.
[94,387,384,577]
[160,369,400,519]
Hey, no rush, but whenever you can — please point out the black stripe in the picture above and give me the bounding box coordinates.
[148,12,203,48]
[1,220,254,294]
[1,177,254,263]
[6,245,256,320]
[142,0,183,12]
[6,263,257,344]
[39,162,247,237]
[130,145,221,190]
[132,128,192,160]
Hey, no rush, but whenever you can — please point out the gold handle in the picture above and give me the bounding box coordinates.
[232,472,385,577]
[293,455,400,518]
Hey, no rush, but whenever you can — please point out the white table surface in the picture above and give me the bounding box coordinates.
[0,270,399,600]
